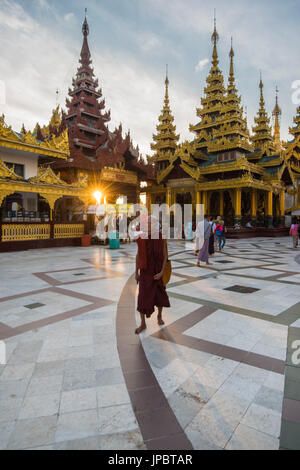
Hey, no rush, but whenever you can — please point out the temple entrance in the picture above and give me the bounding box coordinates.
[241,190,251,224]
[54,197,85,223]
[223,191,234,226]
[257,191,266,225]
[154,194,166,205]
[210,192,220,217]
[176,192,192,212]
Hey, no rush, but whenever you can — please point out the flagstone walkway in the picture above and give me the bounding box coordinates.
[0,237,299,450]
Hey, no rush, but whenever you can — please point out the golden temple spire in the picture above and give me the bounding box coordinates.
[259,71,265,110]
[165,64,169,104]
[211,10,219,67]
[272,86,282,152]
[149,68,179,168]
[228,37,235,87]
[251,72,275,153]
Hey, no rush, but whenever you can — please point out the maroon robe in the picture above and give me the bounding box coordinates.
[137,236,170,317]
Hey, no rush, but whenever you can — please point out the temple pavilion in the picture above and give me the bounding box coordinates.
[147,18,300,227]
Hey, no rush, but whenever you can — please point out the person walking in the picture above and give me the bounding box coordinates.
[208,217,215,256]
[135,216,170,334]
[215,220,226,252]
[290,217,299,249]
[197,215,212,267]
[194,218,202,255]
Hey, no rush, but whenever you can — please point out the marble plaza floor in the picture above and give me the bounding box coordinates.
[0,237,300,450]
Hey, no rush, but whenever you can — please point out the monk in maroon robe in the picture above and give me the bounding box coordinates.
[135,218,170,334]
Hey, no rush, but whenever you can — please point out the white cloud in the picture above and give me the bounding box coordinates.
[139,33,161,52]
[195,58,209,72]
[64,12,75,23]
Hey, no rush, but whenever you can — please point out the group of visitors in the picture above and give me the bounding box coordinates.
[195,215,227,267]
[290,217,300,249]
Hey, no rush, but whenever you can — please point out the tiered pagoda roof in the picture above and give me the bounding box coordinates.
[212,39,252,154]
[53,13,152,180]
[272,87,282,153]
[251,76,275,155]
[189,17,226,157]
[149,69,179,179]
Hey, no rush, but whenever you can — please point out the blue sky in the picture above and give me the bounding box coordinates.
[0,0,300,156]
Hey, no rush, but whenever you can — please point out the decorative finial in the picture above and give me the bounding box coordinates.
[211,9,219,67]
[165,64,169,87]
[211,9,219,44]
[229,36,234,57]
[82,8,89,36]
[259,70,263,89]
[273,85,282,116]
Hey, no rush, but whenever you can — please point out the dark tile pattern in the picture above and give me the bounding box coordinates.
[224,285,260,294]
[24,302,45,309]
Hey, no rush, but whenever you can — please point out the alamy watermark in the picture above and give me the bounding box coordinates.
[291,340,300,366]
[94,200,205,242]
[0,80,5,105]
[0,341,6,365]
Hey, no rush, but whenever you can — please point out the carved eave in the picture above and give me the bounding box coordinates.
[199,157,265,176]
[179,161,201,181]
[259,160,284,169]
[195,174,281,193]
[157,163,175,185]
[29,167,69,186]
[0,159,24,180]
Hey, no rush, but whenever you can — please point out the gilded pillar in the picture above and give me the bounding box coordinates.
[279,189,285,225]
[234,189,242,224]
[266,191,273,226]
[166,188,171,215]
[202,191,208,215]
[196,190,201,216]
[146,193,152,215]
[251,190,257,220]
[219,191,224,217]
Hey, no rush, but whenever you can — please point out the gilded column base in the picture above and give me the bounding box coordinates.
[266,215,273,227]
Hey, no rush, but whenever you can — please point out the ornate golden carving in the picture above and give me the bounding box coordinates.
[101,166,138,185]
[29,167,69,186]
[0,159,24,180]
[0,114,69,159]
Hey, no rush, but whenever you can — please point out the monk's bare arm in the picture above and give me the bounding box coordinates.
[154,241,168,280]
[135,253,140,283]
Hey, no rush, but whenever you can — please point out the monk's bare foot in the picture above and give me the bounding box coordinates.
[135,325,146,335]
[157,317,165,326]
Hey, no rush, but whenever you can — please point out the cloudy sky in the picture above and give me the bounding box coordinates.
[0,0,299,156]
